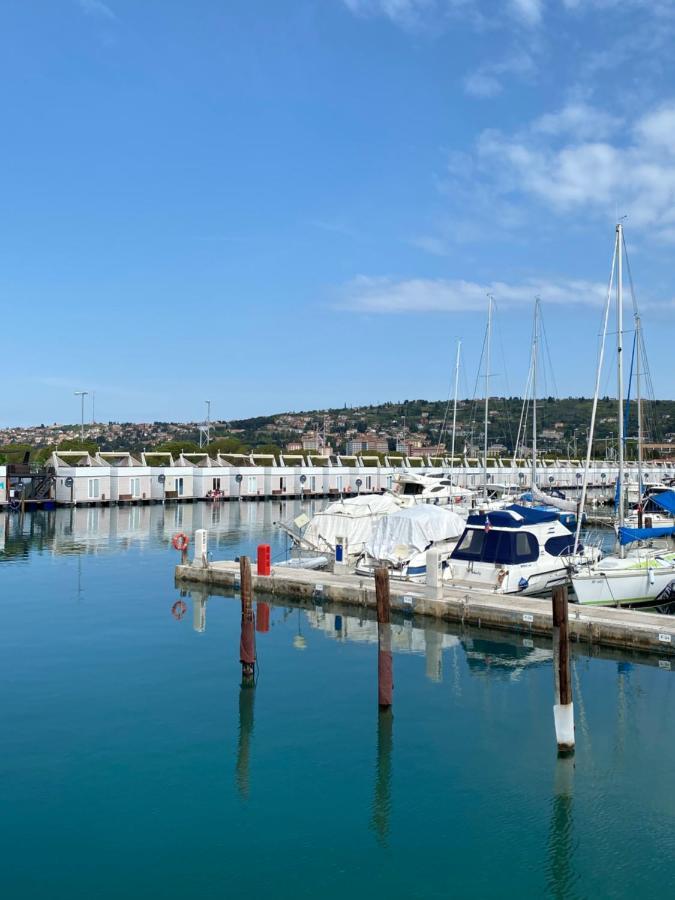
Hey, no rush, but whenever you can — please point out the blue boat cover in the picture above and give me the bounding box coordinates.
[618,525,675,545]
[652,490,675,515]
[466,505,559,529]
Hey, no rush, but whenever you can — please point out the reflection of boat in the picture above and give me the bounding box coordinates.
[355,505,465,581]
[462,636,553,681]
[445,505,600,596]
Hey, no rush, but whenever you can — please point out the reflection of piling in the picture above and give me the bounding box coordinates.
[375,567,393,709]
[546,757,575,898]
[424,627,443,683]
[256,602,270,633]
[239,556,256,687]
[235,682,256,800]
[192,593,206,633]
[552,586,574,754]
[371,707,393,844]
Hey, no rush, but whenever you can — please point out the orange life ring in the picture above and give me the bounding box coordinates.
[172,599,187,620]
[172,532,189,552]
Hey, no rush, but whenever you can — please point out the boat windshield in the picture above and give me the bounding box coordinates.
[401,483,424,495]
[451,528,539,564]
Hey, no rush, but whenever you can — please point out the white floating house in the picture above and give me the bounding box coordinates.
[51,451,112,505]
[141,452,195,501]
[95,453,152,503]
[186,453,234,500]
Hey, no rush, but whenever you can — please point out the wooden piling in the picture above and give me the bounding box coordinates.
[552,585,574,754]
[239,556,256,687]
[375,567,392,709]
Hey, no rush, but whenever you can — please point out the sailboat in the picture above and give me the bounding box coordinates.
[571,223,675,609]
[522,298,581,526]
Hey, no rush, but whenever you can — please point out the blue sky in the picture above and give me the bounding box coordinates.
[3,0,675,426]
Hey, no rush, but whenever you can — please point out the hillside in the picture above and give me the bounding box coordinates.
[2,396,675,462]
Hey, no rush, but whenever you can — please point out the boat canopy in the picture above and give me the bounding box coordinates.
[530,483,578,513]
[302,494,401,553]
[618,525,675,545]
[652,490,675,516]
[365,505,465,564]
[467,505,559,529]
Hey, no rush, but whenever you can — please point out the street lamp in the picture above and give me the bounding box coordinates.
[205,400,211,445]
[74,391,88,442]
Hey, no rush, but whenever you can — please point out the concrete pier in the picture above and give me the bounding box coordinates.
[175,560,675,659]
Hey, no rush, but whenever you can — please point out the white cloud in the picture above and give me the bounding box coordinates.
[78,0,117,21]
[340,0,436,28]
[337,274,606,313]
[532,102,622,140]
[465,100,675,236]
[510,0,543,26]
[463,52,535,98]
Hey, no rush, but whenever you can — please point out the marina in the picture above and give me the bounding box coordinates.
[2,501,675,898]
[175,540,675,659]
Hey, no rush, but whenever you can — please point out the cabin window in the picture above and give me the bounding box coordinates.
[544,535,575,557]
[176,477,184,496]
[88,478,99,499]
[402,483,423,495]
[247,476,257,492]
[130,477,141,498]
[452,528,539,564]
[212,477,221,491]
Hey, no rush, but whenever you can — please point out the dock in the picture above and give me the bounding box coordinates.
[175,559,675,659]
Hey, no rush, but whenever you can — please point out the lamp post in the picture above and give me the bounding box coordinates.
[74,391,88,442]
[205,400,211,446]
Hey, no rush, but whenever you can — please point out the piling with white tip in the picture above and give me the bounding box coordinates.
[552,585,575,754]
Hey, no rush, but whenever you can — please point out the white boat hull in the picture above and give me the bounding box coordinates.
[572,553,675,607]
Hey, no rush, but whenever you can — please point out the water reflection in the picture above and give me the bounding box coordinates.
[235,684,255,801]
[546,758,577,899]
[371,709,393,846]
[0,499,323,561]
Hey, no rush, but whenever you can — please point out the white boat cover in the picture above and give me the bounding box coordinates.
[531,484,578,513]
[365,505,466,564]
[302,494,402,554]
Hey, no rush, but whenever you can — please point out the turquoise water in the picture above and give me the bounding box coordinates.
[2,503,675,899]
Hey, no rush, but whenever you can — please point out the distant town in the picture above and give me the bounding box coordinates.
[2,396,675,463]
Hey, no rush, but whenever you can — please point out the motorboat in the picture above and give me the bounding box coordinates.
[444,505,601,596]
[389,471,476,508]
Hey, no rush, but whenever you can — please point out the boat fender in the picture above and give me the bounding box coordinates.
[649,567,655,586]
[518,577,529,592]
[171,600,187,620]
[172,532,189,552]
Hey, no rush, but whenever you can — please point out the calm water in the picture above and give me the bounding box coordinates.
[2,502,674,899]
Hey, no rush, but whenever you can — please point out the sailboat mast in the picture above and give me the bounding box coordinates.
[450,339,461,483]
[636,314,643,527]
[617,223,625,556]
[573,231,617,556]
[532,298,539,489]
[484,296,493,500]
